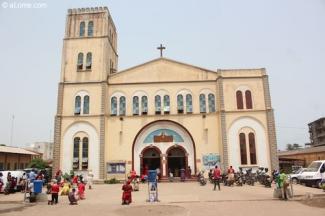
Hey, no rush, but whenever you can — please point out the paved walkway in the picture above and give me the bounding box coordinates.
[0,182,324,216]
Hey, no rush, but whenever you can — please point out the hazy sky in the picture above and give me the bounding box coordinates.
[0,0,324,150]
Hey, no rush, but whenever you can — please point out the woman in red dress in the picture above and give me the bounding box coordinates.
[122,180,132,205]
[77,181,86,200]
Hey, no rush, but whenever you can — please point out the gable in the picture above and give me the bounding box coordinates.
[108,58,218,84]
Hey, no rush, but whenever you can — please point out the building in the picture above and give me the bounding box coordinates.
[308,117,325,147]
[25,142,54,161]
[0,145,41,171]
[278,146,325,170]
[53,7,278,180]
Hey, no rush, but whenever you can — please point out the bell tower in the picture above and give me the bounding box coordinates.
[60,7,118,83]
[53,7,117,180]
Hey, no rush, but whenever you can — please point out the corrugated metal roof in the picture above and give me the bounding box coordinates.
[0,145,40,155]
[277,145,325,156]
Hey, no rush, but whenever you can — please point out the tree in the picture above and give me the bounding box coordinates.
[28,158,47,169]
[286,143,303,151]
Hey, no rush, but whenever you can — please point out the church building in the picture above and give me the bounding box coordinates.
[53,7,278,181]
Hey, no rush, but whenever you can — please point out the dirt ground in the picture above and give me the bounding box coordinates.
[0,182,325,216]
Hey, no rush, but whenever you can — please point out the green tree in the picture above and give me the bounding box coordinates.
[286,143,303,151]
[28,158,47,169]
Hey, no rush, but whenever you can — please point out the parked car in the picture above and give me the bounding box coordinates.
[300,160,325,188]
[288,168,306,184]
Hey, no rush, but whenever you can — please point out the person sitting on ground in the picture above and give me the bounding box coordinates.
[68,188,78,205]
[122,180,132,205]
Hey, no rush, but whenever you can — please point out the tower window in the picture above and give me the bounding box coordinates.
[86,52,92,70]
[82,137,89,170]
[199,94,206,113]
[79,22,85,37]
[236,91,244,109]
[77,53,83,70]
[245,90,253,109]
[83,95,89,114]
[73,137,80,170]
[88,21,94,37]
[239,133,247,165]
[74,96,81,115]
[249,133,257,164]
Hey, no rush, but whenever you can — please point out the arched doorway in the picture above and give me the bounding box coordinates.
[140,147,161,175]
[167,146,187,177]
[132,120,196,178]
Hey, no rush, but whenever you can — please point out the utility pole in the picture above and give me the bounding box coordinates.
[10,115,15,146]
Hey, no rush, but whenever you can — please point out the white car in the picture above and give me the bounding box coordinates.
[288,168,306,184]
[300,160,325,188]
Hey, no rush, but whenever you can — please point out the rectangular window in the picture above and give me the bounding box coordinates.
[7,163,10,170]
[20,163,24,169]
[0,163,4,170]
[14,163,17,170]
[239,133,247,165]
[107,163,126,174]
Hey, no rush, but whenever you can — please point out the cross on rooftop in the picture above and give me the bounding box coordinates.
[157,44,166,58]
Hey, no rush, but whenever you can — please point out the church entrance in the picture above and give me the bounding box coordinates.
[166,146,187,178]
[140,147,161,175]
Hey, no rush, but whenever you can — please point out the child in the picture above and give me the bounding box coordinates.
[47,182,52,205]
[51,180,60,204]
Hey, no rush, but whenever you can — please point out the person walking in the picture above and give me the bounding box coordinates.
[51,180,60,204]
[279,169,289,200]
[213,165,221,191]
[122,180,132,205]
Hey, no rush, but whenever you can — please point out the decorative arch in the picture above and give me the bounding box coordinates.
[132,120,197,176]
[62,121,99,179]
[227,117,269,170]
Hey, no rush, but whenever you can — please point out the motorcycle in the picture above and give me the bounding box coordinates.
[197,171,207,186]
[234,172,243,186]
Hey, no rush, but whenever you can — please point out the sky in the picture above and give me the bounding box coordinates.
[0,0,324,150]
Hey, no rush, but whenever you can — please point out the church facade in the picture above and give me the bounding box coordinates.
[53,7,278,180]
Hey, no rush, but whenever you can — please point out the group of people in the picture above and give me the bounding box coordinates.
[46,170,94,205]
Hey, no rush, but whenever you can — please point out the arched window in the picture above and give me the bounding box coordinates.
[74,96,81,115]
[186,94,193,113]
[163,95,170,114]
[83,95,89,114]
[119,96,126,116]
[245,90,253,109]
[73,137,80,170]
[111,97,117,116]
[199,94,206,113]
[86,52,92,70]
[133,96,139,115]
[82,137,88,170]
[141,96,148,115]
[77,53,83,70]
[249,133,257,164]
[208,93,216,113]
[239,133,247,165]
[236,91,244,109]
[79,22,85,37]
[155,95,161,114]
[177,95,184,113]
[88,21,94,36]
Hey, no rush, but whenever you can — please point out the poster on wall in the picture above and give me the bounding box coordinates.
[107,162,126,174]
[202,153,221,170]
